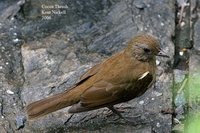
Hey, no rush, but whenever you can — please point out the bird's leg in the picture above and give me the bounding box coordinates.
[107,104,133,116]
[115,104,133,110]
[107,106,138,125]
[107,106,125,120]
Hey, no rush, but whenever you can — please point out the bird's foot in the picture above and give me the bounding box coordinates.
[107,106,141,125]
[107,106,125,118]
[106,105,133,117]
[114,105,133,112]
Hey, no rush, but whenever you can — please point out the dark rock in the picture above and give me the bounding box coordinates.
[175,91,186,107]
[15,116,26,130]
[133,0,146,9]
[1,0,25,22]
[174,69,187,83]
[0,126,7,133]
[175,105,185,120]
[20,0,112,41]
[194,19,200,51]
[0,0,175,132]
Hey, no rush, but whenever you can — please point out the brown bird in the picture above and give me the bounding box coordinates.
[26,34,168,120]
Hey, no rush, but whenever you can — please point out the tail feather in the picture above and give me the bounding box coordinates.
[26,89,79,120]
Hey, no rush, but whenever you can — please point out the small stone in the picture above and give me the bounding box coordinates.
[175,105,185,120]
[1,47,5,50]
[156,60,160,65]
[177,0,187,7]
[46,59,54,65]
[67,52,77,59]
[180,22,185,27]
[134,0,146,9]
[5,62,9,65]
[139,100,144,105]
[156,122,161,127]
[175,105,184,115]
[15,116,26,130]
[13,33,17,36]
[78,19,83,24]
[174,118,181,124]
[0,66,3,69]
[13,38,19,43]
[153,91,163,97]
[161,22,164,26]
[179,51,184,56]
[151,97,155,100]
[6,90,14,95]
[168,123,172,125]
[175,91,186,107]
[158,14,161,18]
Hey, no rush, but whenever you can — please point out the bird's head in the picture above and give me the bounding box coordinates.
[125,34,168,62]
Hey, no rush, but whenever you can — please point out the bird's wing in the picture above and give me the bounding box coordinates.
[68,72,153,113]
[68,80,127,113]
[75,51,124,86]
[81,80,127,107]
[75,63,101,86]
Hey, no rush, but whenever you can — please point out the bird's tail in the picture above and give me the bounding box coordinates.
[26,88,80,120]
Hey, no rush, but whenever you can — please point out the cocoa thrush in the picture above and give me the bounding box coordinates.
[26,34,168,120]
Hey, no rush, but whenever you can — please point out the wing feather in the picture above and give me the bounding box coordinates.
[68,72,153,113]
[75,63,101,86]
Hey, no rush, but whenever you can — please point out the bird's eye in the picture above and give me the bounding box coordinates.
[143,48,151,53]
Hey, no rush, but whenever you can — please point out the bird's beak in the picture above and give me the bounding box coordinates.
[157,50,170,58]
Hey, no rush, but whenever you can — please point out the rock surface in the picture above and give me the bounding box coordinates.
[174,0,200,132]
[0,0,176,132]
[187,2,200,128]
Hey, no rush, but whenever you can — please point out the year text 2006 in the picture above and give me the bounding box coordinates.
[42,15,51,20]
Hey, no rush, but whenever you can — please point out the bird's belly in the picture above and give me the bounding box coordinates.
[120,81,151,102]
[121,90,144,103]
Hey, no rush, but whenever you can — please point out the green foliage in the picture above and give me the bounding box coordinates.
[184,115,200,133]
[184,74,200,133]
